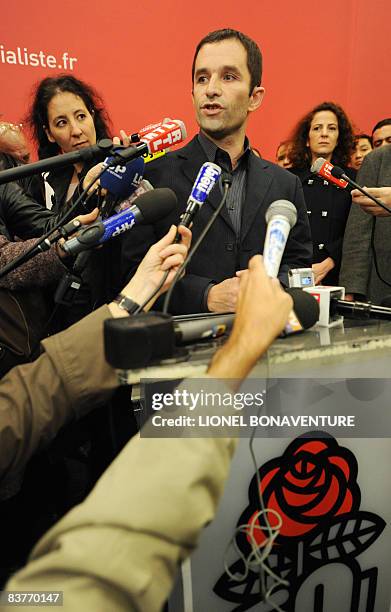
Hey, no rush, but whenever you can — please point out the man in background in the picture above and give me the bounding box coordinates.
[0,122,30,164]
[340,136,391,302]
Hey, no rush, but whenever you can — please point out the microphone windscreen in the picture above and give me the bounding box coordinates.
[135,187,177,223]
[265,199,297,228]
[310,157,327,174]
[286,288,320,329]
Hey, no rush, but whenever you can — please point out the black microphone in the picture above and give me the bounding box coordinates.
[331,297,391,321]
[280,288,320,336]
[62,188,177,256]
[0,139,113,185]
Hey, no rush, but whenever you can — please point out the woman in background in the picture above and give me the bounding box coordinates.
[27,74,112,211]
[350,133,373,170]
[289,101,355,285]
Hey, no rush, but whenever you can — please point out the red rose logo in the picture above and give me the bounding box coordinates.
[214,434,385,611]
[244,435,360,546]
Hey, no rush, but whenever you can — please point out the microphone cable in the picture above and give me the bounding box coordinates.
[369,216,391,289]
[222,378,289,612]
[134,174,232,314]
[0,163,109,280]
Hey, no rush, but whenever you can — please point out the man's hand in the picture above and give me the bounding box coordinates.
[208,255,293,382]
[207,277,241,312]
[312,257,335,285]
[351,187,391,216]
[110,225,191,315]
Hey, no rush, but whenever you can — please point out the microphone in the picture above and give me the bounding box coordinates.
[311,158,391,214]
[310,157,349,189]
[263,200,297,277]
[331,297,391,321]
[280,288,320,336]
[100,156,145,200]
[0,139,114,185]
[111,120,187,165]
[137,118,174,138]
[329,162,391,215]
[62,188,177,256]
[180,162,222,228]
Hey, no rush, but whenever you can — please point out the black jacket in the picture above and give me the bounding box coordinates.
[0,180,54,240]
[290,165,355,285]
[121,136,313,314]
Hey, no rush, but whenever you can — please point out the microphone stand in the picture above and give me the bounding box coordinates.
[0,139,113,185]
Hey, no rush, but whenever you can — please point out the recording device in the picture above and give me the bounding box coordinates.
[173,312,234,344]
[288,268,315,288]
[180,162,222,228]
[311,157,391,214]
[263,200,297,277]
[137,118,174,138]
[62,188,177,256]
[111,120,187,165]
[0,139,114,185]
[100,155,145,199]
[304,285,391,326]
[334,297,391,320]
[310,158,348,189]
[104,288,319,370]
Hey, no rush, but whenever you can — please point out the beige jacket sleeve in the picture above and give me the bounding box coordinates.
[0,305,117,496]
[6,392,237,612]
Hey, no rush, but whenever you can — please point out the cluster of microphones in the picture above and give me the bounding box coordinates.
[2,119,391,369]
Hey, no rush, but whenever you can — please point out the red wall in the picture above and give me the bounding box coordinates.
[1,0,389,160]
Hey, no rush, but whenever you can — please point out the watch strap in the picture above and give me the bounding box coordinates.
[113,293,140,314]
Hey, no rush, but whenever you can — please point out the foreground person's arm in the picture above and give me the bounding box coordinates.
[5,257,292,612]
[0,225,190,495]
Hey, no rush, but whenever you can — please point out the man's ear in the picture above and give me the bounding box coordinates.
[248,86,265,113]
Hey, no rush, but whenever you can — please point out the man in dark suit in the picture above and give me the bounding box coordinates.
[121,28,312,314]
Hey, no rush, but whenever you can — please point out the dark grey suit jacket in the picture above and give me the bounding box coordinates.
[121,136,312,314]
[339,146,391,303]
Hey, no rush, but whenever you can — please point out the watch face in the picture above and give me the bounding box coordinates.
[116,294,139,314]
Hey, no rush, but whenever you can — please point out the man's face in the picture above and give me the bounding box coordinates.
[0,125,30,163]
[372,124,391,149]
[192,39,264,141]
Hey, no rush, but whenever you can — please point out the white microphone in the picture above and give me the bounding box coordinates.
[263,200,297,277]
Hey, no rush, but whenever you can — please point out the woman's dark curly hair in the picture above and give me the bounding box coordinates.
[289,101,355,169]
[26,74,112,159]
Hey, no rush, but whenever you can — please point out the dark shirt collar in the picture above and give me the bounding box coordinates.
[197,131,251,172]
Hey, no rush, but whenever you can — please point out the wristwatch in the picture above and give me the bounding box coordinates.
[113,293,141,315]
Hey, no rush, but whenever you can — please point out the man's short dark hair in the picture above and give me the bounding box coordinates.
[372,118,391,136]
[191,28,262,94]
